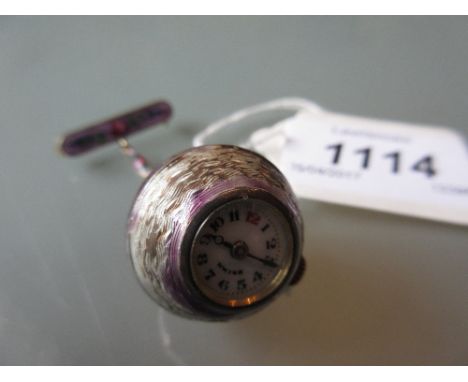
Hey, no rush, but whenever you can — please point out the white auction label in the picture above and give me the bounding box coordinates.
[280,111,468,226]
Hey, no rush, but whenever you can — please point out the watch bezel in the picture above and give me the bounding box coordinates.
[179,187,301,319]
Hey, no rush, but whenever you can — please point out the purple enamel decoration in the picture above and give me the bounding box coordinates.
[59,100,172,156]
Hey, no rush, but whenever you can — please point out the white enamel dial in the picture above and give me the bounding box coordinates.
[189,197,294,307]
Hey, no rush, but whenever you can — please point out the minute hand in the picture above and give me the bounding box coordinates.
[246,253,278,268]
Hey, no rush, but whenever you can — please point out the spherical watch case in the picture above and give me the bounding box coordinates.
[127,145,304,321]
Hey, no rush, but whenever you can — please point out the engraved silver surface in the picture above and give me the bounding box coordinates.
[127,145,303,320]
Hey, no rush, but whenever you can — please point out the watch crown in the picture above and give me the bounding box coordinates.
[290,256,306,286]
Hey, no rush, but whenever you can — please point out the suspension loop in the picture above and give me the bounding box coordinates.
[117,138,153,179]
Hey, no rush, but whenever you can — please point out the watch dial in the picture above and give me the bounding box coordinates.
[189,197,294,307]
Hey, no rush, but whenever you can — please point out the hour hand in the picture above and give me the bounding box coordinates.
[209,234,233,249]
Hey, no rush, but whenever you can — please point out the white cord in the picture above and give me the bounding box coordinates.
[192,97,322,147]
